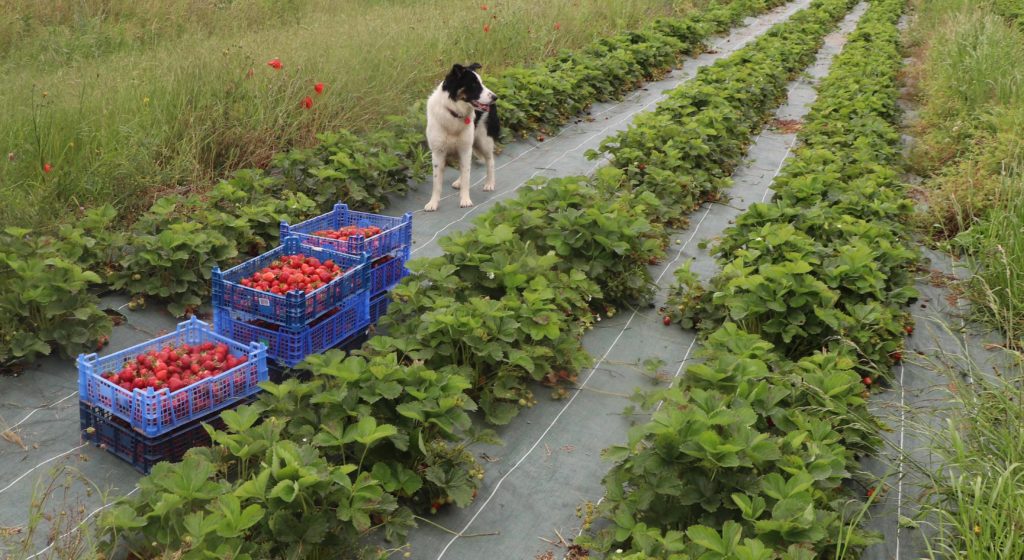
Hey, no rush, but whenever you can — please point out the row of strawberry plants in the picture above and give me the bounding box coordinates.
[94,1,850,555]
[0,0,789,373]
[580,1,911,558]
[590,0,852,228]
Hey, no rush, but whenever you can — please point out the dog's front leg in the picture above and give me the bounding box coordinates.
[457,145,473,208]
[482,149,496,192]
[424,150,445,212]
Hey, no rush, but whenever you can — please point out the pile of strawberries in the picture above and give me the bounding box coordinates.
[102,341,248,393]
[312,225,382,242]
[238,255,344,295]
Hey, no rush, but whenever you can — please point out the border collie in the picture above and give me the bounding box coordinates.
[423,63,500,211]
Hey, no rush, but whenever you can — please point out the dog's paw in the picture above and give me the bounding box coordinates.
[451,178,461,190]
[424,199,440,212]
[483,181,495,192]
[460,198,474,208]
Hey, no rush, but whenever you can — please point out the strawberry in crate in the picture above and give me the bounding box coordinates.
[312,225,382,241]
[102,341,249,394]
[238,255,345,295]
[311,225,384,255]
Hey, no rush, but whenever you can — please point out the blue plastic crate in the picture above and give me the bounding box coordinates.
[80,396,255,474]
[281,203,412,261]
[212,236,370,329]
[213,292,370,368]
[370,291,392,324]
[77,317,267,437]
[370,247,410,295]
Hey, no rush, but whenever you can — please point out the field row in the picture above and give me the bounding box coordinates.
[580,0,910,556]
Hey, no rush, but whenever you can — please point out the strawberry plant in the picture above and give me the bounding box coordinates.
[479,169,666,307]
[114,220,239,317]
[376,255,592,424]
[271,351,493,512]
[54,204,125,283]
[100,350,497,558]
[102,435,402,559]
[0,228,112,370]
[201,169,319,252]
[272,124,428,211]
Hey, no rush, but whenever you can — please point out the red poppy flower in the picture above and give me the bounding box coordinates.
[314,82,325,94]
[554,22,561,30]
[483,24,490,32]
[480,4,488,9]
[246,67,254,78]
[43,163,52,174]
[267,58,283,70]
[302,96,313,109]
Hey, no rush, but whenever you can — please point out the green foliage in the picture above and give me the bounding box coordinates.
[667,0,917,374]
[101,352,491,559]
[375,243,595,424]
[478,170,666,307]
[0,228,112,369]
[588,0,911,558]
[592,0,848,226]
[272,120,429,211]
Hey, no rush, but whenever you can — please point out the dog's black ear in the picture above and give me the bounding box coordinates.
[443,64,466,99]
[468,62,482,72]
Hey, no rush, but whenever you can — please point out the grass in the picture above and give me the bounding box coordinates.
[950,176,1024,342]
[908,0,1024,335]
[0,0,691,231]
[905,2,1024,544]
[913,340,1024,560]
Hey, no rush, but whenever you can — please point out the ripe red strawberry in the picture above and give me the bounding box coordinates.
[904,325,914,335]
[663,315,671,326]
[862,376,873,386]
[267,58,283,70]
[890,351,903,363]
[314,82,325,94]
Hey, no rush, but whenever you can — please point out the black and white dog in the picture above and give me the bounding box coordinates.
[423,63,500,211]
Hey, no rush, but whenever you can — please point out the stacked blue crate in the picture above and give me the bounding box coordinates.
[281,203,412,333]
[280,203,411,295]
[211,236,372,367]
[77,317,268,470]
